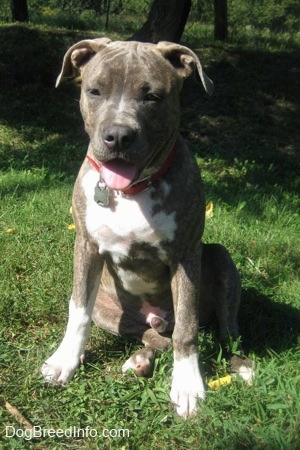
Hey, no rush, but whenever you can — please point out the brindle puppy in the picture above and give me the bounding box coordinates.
[41,38,253,417]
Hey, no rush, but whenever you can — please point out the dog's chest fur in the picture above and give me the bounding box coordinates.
[81,168,177,296]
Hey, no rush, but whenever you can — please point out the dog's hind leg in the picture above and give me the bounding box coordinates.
[122,329,171,377]
[200,243,254,384]
[93,287,172,377]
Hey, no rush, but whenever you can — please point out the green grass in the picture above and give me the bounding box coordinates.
[0,14,300,450]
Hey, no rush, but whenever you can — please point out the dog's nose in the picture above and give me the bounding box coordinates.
[102,125,136,151]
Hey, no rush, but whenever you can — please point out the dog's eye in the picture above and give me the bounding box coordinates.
[143,93,160,103]
[88,88,101,97]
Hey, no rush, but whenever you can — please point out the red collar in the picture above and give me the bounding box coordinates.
[86,139,178,195]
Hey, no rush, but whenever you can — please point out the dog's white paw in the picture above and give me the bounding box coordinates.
[235,364,255,385]
[41,347,84,384]
[239,366,254,386]
[170,353,205,418]
[231,355,255,385]
[41,298,93,384]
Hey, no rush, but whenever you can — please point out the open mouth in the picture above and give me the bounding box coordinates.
[100,158,138,190]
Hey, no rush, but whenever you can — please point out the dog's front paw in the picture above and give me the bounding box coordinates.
[41,347,84,384]
[170,353,205,418]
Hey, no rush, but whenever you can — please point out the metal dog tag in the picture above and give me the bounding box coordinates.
[94,180,110,206]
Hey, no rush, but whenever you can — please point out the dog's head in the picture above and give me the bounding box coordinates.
[56,38,213,190]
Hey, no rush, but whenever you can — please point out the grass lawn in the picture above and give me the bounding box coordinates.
[0,15,299,450]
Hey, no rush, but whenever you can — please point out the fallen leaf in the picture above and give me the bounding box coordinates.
[207,375,232,389]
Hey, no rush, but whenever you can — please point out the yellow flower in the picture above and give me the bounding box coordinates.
[205,201,214,219]
[6,228,17,234]
[68,224,76,230]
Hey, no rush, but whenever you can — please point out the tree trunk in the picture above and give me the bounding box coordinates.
[129,0,192,44]
[11,0,29,22]
[214,0,227,41]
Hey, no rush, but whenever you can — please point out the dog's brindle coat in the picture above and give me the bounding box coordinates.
[41,38,252,417]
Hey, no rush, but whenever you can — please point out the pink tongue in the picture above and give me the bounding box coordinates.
[100,159,138,190]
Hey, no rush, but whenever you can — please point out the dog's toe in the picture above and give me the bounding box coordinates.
[41,347,83,384]
[122,348,155,377]
[170,388,203,418]
[41,361,77,384]
[170,353,206,418]
[41,362,62,383]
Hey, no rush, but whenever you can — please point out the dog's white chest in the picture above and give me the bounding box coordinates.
[81,170,177,263]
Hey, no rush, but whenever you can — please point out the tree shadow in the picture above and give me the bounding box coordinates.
[181,47,300,205]
[0,25,88,178]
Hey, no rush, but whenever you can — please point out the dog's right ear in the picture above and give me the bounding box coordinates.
[55,37,111,87]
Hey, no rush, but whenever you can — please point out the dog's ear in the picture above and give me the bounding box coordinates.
[156,42,214,96]
[55,37,111,87]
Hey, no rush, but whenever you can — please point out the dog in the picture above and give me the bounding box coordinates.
[41,38,253,417]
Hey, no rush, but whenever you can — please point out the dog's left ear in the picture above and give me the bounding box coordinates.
[156,42,214,96]
[55,37,111,87]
